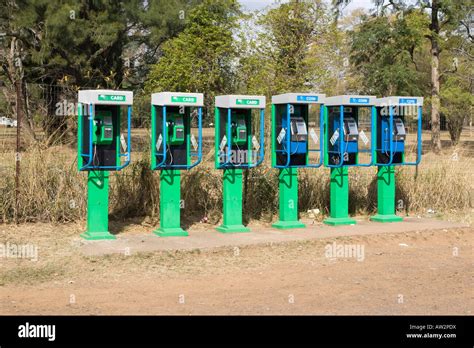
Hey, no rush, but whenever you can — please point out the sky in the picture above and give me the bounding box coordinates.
[238,0,374,13]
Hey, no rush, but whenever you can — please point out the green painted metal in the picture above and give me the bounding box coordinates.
[246,109,252,165]
[81,171,116,240]
[115,106,122,166]
[154,169,188,237]
[150,105,156,168]
[214,107,220,168]
[271,104,276,167]
[323,167,356,226]
[323,105,328,166]
[77,103,83,169]
[216,168,250,233]
[98,94,126,102]
[370,165,403,222]
[272,167,305,229]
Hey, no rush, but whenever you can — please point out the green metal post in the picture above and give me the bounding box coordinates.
[323,167,356,225]
[154,169,188,237]
[216,168,250,233]
[81,170,116,240]
[272,167,305,229]
[370,165,402,222]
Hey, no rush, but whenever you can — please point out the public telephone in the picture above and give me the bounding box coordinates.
[272,93,325,168]
[77,89,133,240]
[150,92,203,237]
[371,96,423,224]
[343,116,358,142]
[214,95,265,169]
[232,114,247,145]
[167,114,185,145]
[375,96,422,165]
[330,107,359,164]
[150,92,203,170]
[214,94,265,233]
[380,116,406,159]
[290,116,307,143]
[77,89,133,172]
[271,93,325,230]
[325,95,376,168]
[393,118,406,140]
[93,111,114,145]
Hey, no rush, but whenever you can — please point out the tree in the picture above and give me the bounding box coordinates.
[349,11,427,96]
[0,0,201,144]
[121,0,204,88]
[441,81,473,146]
[257,0,326,93]
[1,0,39,143]
[335,0,472,152]
[440,24,474,145]
[145,0,241,121]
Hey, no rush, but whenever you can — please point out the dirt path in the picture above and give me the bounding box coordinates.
[0,223,471,315]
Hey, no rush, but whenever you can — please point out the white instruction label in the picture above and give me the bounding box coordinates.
[329,129,339,146]
[277,128,286,144]
[156,133,163,151]
[359,130,369,145]
[191,133,198,150]
[219,135,227,151]
[309,128,318,144]
[120,133,127,152]
[252,135,260,151]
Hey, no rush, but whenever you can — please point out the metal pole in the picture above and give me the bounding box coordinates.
[273,167,305,229]
[14,79,21,224]
[154,169,188,237]
[216,168,250,233]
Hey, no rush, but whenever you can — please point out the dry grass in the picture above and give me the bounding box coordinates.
[0,140,472,224]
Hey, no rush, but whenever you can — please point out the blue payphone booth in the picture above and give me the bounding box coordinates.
[323,95,376,225]
[271,93,326,229]
[371,96,423,222]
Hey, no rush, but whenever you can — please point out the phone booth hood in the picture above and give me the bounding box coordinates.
[151,92,204,107]
[78,90,133,106]
[215,95,266,109]
[324,95,376,106]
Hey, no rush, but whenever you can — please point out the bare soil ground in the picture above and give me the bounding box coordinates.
[0,219,472,315]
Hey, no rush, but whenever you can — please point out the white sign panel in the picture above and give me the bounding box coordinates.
[277,128,286,144]
[330,129,339,146]
[156,134,163,151]
[309,128,319,145]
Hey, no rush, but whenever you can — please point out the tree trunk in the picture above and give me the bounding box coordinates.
[430,0,442,152]
[20,80,38,144]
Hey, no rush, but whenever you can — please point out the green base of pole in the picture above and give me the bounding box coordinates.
[374,166,400,223]
[154,169,188,237]
[154,227,189,237]
[323,217,356,226]
[216,224,250,233]
[80,231,116,240]
[370,214,403,223]
[326,167,355,226]
[219,169,249,234]
[82,171,114,240]
[273,167,305,230]
[272,220,306,229]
